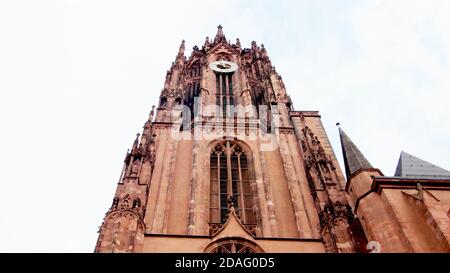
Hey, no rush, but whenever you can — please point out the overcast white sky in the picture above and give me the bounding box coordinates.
[0,0,449,252]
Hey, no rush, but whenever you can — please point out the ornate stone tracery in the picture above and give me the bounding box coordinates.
[209,141,257,227]
[205,237,263,253]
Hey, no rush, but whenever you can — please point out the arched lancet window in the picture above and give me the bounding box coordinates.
[210,141,256,225]
[215,72,234,117]
[189,62,201,78]
[159,97,167,108]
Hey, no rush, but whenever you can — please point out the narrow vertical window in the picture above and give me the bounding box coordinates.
[219,151,228,223]
[222,96,227,117]
[210,152,219,223]
[222,74,227,96]
[216,72,234,118]
[216,74,221,117]
[228,74,233,95]
[240,153,255,224]
[216,73,221,95]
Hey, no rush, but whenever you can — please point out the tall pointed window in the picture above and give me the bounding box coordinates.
[209,141,256,225]
[215,73,234,117]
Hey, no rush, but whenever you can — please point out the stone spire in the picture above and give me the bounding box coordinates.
[339,127,373,180]
[214,24,226,43]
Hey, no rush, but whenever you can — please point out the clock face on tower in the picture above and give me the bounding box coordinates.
[209,60,238,73]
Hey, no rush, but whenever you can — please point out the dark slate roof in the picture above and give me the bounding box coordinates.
[394,151,450,179]
[339,128,373,180]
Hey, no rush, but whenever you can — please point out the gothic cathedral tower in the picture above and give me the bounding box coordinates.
[95,26,368,253]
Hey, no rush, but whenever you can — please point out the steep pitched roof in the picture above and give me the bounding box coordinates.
[339,127,373,179]
[394,151,450,179]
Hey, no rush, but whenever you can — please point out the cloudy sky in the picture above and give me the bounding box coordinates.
[1,0,449,252]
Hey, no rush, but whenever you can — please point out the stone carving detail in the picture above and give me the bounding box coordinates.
[319,201,354,228]
[206,239,262,253]
[96,209,145,253]
[302,126,337,186]
[279,128,294,135]
[300,125,367,252]
[227,195,238,209]
[108,194,144,219]
[132,198,141,209]
[161,88,185,99]
[269,92,276,104]
[244,224,257,237]
[130,159,140,176]
[121,194,130,210]
[208,221,257,237]
[276,92,290,104]
[111,197,119,210]
[209,223,222,236]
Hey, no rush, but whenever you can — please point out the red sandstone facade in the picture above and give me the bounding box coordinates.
[95,26,450,253]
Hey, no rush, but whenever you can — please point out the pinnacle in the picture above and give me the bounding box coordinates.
[214,24,226,43]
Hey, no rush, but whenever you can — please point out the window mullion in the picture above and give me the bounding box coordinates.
[237,153,246,223]
[225,74,229,117]
[231,242,236,253]
[219,74,222,95]
[216,153,221,217]
[226,141,233,200]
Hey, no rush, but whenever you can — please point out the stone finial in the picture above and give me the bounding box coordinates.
[149,105,156,121]
[227,195,238,209]
[236,38,241,48]
[132,133,140,150]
